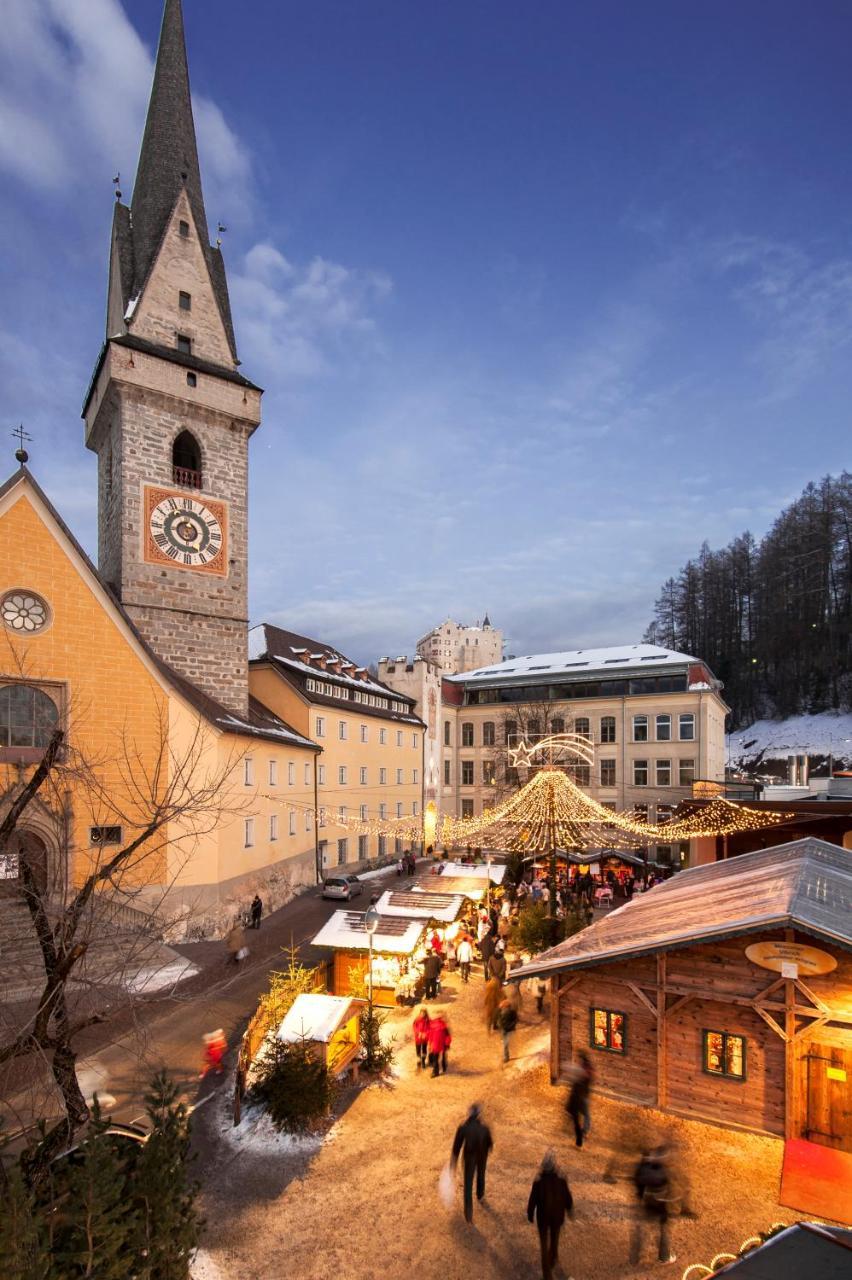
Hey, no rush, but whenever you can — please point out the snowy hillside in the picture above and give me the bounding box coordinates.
[728,711,852,770]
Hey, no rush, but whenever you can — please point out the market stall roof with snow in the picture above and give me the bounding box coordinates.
[374,889,465,923]
[277,994,365,1044]
[310,911,425,955]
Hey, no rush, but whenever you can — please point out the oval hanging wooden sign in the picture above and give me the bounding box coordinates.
[745,941,837,976]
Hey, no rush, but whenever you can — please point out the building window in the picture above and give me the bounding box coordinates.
[679,758,695,787]
[444,759,451,785]
[378,835,387,857]
[337,838,348,865]
[318,807,326,828]
[633,803,649,821]
[632,715,648,742]
[288,811,295,836]
[483,760,495,785]
[315,716,325,738]
[304,762,310,785]
[1,590,50,634]
[244,757,254,786]
[379,803,387,820]
[186,372,197,387]
[0,683,59,754]
[600,716,616,744]
[359,804,368,821]
[396,802,403,818]
[306,811,312,832]
[90,826,122,846]
[396,730,403,747]
[338,805,346,822]
[444,721,451,746]
[269,760,277,786]
[412,732,418,749]
[657,803,674,822]
[395,837,403,854]
[380,768,387,785]
[244,818,254,848]
[338,721,347,740]
[271,814,279,840]
[359,766,368,785]
[461,799,474,818]
[412,801,419,816]
[656,759,671,786]
[396,768,403,785]
[527,719,541,740]
[574,764,591,786]
[461,761,474,786]
[600,759,616,787]
[179,219,190,238]
[172,430,202,488]
[656,844,672,864]
[379,728,387,745]
[633,760,648,786]
[318,764,326,785]
[360,724,368,743]
[176,334,192,354]
[461,722,474,747]
[679,713,695,741]
[179,290,192,311]
[703,1030,746,1079]
[288,762,295,786]
[656,714,671,742]
[413,768,418,784]
[482,721,495,747]
[591,1008,626,1054]
[575,716,590,740]
[358,834,368,860]
[338,766,347,785]
[505,719,517,746]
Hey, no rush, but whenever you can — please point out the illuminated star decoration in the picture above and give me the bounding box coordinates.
[509,732,596,770]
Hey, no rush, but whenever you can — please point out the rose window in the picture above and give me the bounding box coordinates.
[1,591,49,633]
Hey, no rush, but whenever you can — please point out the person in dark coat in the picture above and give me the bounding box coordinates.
[629,1145,677,1265]
[451,1103,493,1223]
[250,894,263,929]
[527,1151,574,1280]
[487,950,507,983]
[565,1056,592,1147]
[423,951,442,1000]
[479,931,496,978]
[497,997,518,1064]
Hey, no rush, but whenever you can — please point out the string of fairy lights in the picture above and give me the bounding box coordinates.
[260,765,786,850]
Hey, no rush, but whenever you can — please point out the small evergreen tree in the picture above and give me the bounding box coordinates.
[252,1035,335,1133]
[133,1071,200,1280]
[51,1100,134,1280]
[0,1152,53,1280]
[359,1006,395,1074]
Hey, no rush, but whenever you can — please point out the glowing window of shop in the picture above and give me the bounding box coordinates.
[590,1007,626,1054]
[1,590,50,634]
[0,684,59,749]
[702,1030,746,1079]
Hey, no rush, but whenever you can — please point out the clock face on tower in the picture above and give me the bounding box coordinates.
[143,486,228,575]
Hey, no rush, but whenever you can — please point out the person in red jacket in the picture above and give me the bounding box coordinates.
[428,1013,452,1077]
[413,1007,431,1070]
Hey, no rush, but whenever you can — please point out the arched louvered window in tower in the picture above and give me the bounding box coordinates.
[172,431,202,489]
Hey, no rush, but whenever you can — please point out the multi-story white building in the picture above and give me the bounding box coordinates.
[377,655,443,825]
[416,615,503,674]
[441,643,729,867]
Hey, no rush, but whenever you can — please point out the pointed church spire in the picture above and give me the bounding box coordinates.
[131,0,208,290]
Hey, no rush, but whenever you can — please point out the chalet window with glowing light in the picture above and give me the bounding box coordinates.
[591,1008,626,1054]
[703,1030,746,1079]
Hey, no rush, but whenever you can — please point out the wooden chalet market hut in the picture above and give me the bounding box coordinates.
[515,838,852,1149]
[310,910,425,1008]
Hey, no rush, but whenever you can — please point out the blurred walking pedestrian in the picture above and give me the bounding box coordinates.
[534,976,547,1015]
[483,975,503,1033]
[488,949,507,983]
[451,1103,493,1224]
[565,1054,592,1148]
[527,1150,574,1280]
[413,1007,431,1070]
[423,950,442,1000]
[457,935,473,983]
[497,996,518,1064]
[428,1012,452,1076]
[226,921,247,965]
[201,1029,226,1077]
[629,1145,678,1266]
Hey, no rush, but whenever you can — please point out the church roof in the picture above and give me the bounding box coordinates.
[0,466,315,752]
[114,0,237,362]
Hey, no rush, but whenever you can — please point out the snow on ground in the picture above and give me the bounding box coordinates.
[125,957,198,994]
[728,710,852,765]
[191,1249,228,1280]
[219,1099,325,1157]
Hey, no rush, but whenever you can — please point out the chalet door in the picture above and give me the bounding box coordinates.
[804,1043,852,1152]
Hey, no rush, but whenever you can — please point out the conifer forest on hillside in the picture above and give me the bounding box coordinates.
[644,472,852,728]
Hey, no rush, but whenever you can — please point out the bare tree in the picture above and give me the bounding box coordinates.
[0,698,249,1183]
[483,701,581,802]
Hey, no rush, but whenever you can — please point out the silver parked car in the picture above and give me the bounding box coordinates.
[322,874,363,901]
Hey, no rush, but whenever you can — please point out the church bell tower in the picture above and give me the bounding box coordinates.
[83,0,261,717]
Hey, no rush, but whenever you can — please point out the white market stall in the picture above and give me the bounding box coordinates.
[310,910,426,1008]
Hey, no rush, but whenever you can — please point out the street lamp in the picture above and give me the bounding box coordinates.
[364,896,380,1017]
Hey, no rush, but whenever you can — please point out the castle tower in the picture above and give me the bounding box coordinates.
[83,0,261,716]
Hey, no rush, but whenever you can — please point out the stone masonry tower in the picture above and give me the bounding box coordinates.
[83,0,260,717]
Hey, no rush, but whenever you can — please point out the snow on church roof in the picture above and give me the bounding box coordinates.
[446,644,708,684]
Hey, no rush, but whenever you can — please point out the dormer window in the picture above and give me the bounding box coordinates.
[172,431,202,489]
[179,291,191,311]
[179,219,190,238]
[176,334,192,354]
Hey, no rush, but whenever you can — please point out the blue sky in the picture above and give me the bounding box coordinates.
[1,1,851,664]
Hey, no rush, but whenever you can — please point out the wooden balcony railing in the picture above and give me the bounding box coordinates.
[172,466,202,489]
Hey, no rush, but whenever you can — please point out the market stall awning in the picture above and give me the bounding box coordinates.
[310,910,425,955]
[410,876,487,901]
[436,860,507,883]
[374,889,465,923]
[277,993,365,1044]
[513,837,852,981]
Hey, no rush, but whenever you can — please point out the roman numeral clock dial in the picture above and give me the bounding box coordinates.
[143,486,228,576]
